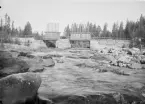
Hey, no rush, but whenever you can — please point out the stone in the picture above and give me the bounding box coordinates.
[117,55,131,64]
[0,52,29,77]
[42,57,55,67]
[18,52,34,58]
[26,56,54,72]
[140,57,145,64]
[0,51,12,59]
[0,72,41,104]
[131,48,140,55]
[126,50,132,55]
[56,58,64,63]
[29,65,45,72]
[18,52,55,72]
[107,55,117,66]
[141,64,145,69]
[142,51,145,55]
[129,63,142,69]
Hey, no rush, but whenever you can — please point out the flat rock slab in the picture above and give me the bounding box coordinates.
[17,51,55,72]
[0,72,41,104]
[37,49,145,103]
[2,48,145,104]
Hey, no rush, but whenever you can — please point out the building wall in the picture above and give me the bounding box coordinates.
[56,39,71,49]
[70,40,90,48]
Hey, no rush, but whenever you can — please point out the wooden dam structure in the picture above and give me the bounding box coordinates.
[43,23,60,48]
[42,23,92,48]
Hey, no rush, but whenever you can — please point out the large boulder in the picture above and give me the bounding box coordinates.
[19,53,55,72]
[0,51,29,77]
[23,58,54,72]
[0,51,12,59]
[117,55,132,64]
[18,51,37,59]
[140,56,145,64]
[90,40,107,51]
[128,62,142,69]
[130,47,140,55]
[0,72,41,104]
[29,40,47,50]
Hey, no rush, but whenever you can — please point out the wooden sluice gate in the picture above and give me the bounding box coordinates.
[42,23,60,48]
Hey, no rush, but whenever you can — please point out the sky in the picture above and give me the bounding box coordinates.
[0,0,145,35]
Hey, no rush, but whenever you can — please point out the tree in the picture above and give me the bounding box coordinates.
[3,14,11,35]
[102,23,108,37]
[73,23,78,33]
[0,19,3,31]
[4,13,8,26]
[112,22,119,39]
[96,25,102,37]
[41,31,43,36]
[23,21,32,37]
[11,21,15,36]
[139,14,145,38]
[64,25,71,38]
[18,27,23,37]
[78,24,83,33]
[7,16,11,35]
[124,20,136,39]
[86,22,90,33]
[92,24,97,37]
[118,22,124,39]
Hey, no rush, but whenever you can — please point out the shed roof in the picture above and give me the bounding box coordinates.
[70,33,91,40]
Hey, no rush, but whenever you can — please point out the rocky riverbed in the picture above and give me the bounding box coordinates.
[1,44,145,104]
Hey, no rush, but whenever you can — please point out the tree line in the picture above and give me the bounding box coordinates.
[0,13,41,40]
[1,13,145,48]
[64,14,145,42]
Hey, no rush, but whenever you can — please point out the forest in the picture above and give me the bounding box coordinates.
[0,13,145,48]
[64,15,145,47]
[0,14,41,42]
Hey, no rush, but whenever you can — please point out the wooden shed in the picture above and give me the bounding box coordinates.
[43,32,60,48]
[70,33,91,48]
[42,23,60,48]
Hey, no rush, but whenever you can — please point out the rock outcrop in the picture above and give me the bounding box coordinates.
[0,51,29,78]
[18,52,55,72]
[0,72,41,104]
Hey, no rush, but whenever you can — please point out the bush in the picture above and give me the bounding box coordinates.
[0,42,5,49]
[3,38,13,43]
[24,40,30,46]
[122,44,126,48]
[129,39,141,49]
[0,37,21,45]
[14,39,21,45]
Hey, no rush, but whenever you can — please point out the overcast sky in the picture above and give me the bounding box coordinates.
[0,0,145,34]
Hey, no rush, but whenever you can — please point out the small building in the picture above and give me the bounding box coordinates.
[70,32,91,48]
[43,32,60,48]
[42,23,60,48]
